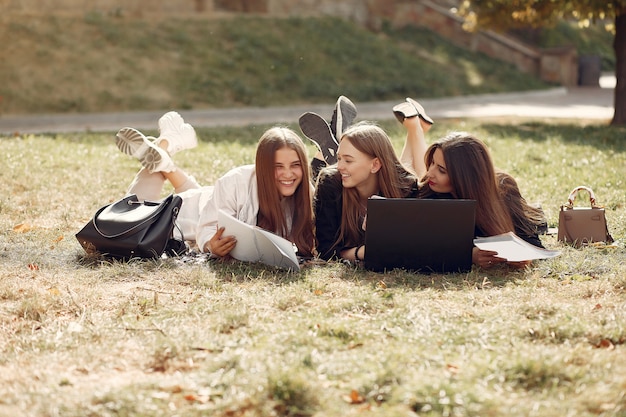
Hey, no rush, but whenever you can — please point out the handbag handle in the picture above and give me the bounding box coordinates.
[92,194,176,239]
[566,186,598,208]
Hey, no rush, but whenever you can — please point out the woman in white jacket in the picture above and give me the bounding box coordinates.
[116,111,315,258]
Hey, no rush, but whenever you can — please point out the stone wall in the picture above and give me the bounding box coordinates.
[386,0,577,85]
[0,0,206,15]
[0,0,577,85]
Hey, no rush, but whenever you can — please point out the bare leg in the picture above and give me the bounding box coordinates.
[400,116,430,178]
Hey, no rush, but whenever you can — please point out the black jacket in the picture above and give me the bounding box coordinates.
[314,168,420,260]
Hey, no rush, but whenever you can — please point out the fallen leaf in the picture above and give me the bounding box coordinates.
[595,339,615,350]
[14,223,33,233]
[342,389,365,404]
[347,342,363,350]
[53,235,64,244]
[377,280,387,289]
[314,289,323,295]
[446,364,460,374]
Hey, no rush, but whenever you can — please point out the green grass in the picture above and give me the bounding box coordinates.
[0,14,553,115]
[0,12,615,116]
[0,118,625,416]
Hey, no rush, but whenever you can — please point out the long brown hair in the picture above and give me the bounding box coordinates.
[497,171,546,236]
[420,132,514,236]
[255,127,315,257]
[338,122,417,247]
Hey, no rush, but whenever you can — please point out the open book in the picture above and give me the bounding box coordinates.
[473,232,561,262]
[217,209,300,271]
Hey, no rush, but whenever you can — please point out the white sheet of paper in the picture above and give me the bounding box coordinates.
[217,209,300,270]
[473,232,561,262]
[218,209,261,262]
[255,229,300,271]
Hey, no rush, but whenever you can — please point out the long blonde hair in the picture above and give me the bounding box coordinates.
[255,127,315,257]
[337,122,417,247]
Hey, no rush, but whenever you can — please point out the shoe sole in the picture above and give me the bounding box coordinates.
[392,102,418,123]
[117,127,168,172]
[331,95,357,139]
[141,147,166,173]
[299,112,338,165]
[406,97,434,124]
[116,127,148,158]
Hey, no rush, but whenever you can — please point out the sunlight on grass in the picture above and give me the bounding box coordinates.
[460,59,485,87]
[0,120,625,416]
[0,15,552,114]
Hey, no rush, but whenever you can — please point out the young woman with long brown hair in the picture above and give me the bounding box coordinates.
[417,130,545,268]
[116,112,315,259]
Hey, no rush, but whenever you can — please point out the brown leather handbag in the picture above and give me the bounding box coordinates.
[557,186,613,247]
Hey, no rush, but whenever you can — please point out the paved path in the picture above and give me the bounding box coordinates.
[0,82,615,135]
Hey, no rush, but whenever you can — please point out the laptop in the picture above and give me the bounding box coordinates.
[365,198,476,273]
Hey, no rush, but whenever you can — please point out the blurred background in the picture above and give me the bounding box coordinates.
[0,0,615,115]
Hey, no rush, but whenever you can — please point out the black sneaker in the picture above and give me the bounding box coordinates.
[393,98,434,125]
[406,97,434,124]
[392,101,418,123]
[299,112,338,165]
[330,95,358,140]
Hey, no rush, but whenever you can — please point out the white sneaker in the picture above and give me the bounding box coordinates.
[157,111,198,155]
[115,127,152,158]
[116,127,176,173]
[141,146,176,174]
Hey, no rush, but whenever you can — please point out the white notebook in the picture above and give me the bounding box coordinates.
[217,209,300,271]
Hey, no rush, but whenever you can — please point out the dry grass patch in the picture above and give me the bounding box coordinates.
[1,119,625,416]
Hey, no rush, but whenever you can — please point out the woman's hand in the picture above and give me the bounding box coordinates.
[402,113,432,134]
[207,227,237,257]
[339,245,365,263]
[472,247,506,269]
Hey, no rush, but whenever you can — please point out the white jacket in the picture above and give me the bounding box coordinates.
[182,165,258,252]
[176,164,312,253]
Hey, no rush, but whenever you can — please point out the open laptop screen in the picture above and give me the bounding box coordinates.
[364,198,476,273]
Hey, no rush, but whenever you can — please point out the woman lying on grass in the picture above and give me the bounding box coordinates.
[298,97,432,262]
[313,121,423,262]
[313,98,545,269]
[115,111,315,259]
[417,128,546,268]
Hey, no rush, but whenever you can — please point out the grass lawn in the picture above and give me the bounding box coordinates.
[1,118,625,416]
[0,15,551,115]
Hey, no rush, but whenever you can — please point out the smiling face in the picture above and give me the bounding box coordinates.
[425,148,453,194]
[336,138,380,193]
[274,146,303,197]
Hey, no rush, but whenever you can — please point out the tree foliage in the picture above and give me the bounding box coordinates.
[457,0,626,125]
[458,0,626,31]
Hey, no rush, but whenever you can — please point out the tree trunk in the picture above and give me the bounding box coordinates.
[612,11,626,125]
